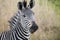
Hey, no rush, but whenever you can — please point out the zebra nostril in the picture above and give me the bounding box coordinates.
[23,15,26,17]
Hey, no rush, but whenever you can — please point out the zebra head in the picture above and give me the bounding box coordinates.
[18,0,38,34]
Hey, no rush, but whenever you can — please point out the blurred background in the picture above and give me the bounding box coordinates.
[0,0,60,40]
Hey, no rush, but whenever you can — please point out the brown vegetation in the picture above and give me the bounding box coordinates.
[0,0,60,40]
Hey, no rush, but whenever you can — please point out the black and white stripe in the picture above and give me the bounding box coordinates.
[0,9,31,40]
[0,8,38,40]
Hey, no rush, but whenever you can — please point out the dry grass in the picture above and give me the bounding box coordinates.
[0,0,60,40]
[30,0,60,40]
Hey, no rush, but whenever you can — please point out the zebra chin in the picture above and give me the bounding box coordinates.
[29,21,38,34]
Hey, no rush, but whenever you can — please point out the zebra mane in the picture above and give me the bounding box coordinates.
[8,10,21,29]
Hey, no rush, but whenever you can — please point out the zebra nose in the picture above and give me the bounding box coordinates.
[30,21,38,34]
[23,15,26,17]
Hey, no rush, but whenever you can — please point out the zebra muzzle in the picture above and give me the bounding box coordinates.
[29,21,38,34]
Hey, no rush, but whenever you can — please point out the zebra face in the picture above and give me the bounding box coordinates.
[21,8,38,34]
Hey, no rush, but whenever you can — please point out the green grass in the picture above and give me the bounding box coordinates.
[39,0,60,40]
[48,0,60,15]
[48,0,60,40]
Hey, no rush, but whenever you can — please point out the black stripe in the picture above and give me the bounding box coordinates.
[15,28,28,40]
[17,24,29,36]
[15,28,25,40]
[0,33,2,40]
[18,22,28,34]
[17,23,29,36]
[11,31,15,40]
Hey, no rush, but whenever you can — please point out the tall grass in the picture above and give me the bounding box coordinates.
[48,0,60,15]
[48,0,60,40]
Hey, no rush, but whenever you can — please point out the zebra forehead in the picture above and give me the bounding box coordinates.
[21,8,35,21]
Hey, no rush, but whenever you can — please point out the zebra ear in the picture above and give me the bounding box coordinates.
[18,2,22,10]
[28,0,35,9]
[23,0,27,8]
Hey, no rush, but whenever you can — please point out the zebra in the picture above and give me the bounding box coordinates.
[0,0,38,40]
